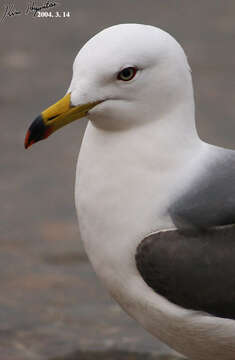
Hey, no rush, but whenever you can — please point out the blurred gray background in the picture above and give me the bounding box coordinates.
[1,1,235,359]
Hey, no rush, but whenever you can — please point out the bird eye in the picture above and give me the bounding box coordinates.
[117,67,138,81]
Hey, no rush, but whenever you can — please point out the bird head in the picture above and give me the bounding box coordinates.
[24,23,191,148]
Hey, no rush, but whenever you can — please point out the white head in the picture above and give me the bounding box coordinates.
[68,23,193,131]
[25,24,194,148]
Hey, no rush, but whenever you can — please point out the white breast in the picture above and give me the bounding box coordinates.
[75,121,235,360]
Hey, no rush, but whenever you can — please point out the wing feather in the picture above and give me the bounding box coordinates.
[136,225,235,320]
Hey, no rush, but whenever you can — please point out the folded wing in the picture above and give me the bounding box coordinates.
[136,225,235,320]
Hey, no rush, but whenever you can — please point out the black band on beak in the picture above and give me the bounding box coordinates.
[24,115,52,149]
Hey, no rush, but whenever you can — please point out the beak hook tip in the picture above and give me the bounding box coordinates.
[24,130,31,149]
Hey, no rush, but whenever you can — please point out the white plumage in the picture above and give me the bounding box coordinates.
[27,23,235,360]
[73,24,235,360]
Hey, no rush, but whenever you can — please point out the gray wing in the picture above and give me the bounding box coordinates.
[135,226,235,320]
[169,148,235,229]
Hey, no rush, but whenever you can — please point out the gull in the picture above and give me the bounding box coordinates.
[24,24,235,360]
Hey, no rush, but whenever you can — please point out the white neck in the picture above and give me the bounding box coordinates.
[75,96,201,286]
[76,98,200,263]
[75,102,231,360]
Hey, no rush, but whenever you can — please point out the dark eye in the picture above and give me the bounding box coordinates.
[117,67,138,81]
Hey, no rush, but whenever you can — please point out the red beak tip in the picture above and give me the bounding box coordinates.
[24,130,35,149]
[24,130,31,149]
[24,116,53,149]
[24,140,34,149]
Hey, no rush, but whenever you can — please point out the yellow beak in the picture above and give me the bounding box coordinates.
[24,93,101,149]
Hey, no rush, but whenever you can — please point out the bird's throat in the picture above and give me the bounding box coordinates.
[75,110,201,279]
